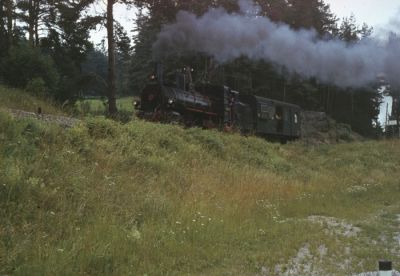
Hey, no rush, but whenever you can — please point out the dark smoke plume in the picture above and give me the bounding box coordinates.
[153,0,400,88]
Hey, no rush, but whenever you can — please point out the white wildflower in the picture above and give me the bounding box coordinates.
[127,228,141,240]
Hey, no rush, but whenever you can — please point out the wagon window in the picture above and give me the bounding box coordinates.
[260,104,274,120]
[294,113,299,124]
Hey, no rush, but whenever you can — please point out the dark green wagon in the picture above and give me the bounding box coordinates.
[235,95,301,141]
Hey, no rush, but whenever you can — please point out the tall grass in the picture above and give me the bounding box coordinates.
[0,85,62,115]
[75,97,136,116]
[0,85,135,119]
[1,106,400,274]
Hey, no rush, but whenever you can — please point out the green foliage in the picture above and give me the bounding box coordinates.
[2,43,59,92]
[86,117,121,139]
[115,22,133,96]
[286,0,338,33]
[25,77,47,97]
[81,49,108,96]
[338,15,373,42]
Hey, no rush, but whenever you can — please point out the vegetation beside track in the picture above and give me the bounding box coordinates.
[1,86,399,275]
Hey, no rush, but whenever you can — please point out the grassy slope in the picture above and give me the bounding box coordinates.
[0,86,63,115]
[0,85,134,116]
[1,86,400,275]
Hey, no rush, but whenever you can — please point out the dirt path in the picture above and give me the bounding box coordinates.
[7,109,80,128]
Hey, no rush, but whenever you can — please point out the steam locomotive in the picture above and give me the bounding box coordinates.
[134,66,301,141]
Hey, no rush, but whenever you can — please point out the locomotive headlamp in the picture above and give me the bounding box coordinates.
[168,99,174,105]
[134,101,141,108]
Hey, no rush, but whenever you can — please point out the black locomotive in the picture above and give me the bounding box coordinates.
[135,67,301,141]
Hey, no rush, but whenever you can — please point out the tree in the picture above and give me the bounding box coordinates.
[16,0,49,47]
[39,0,101,101]
[81,46,108,96]
[106,0,117,115]
[0,0,18,53]
[286,0,338,35]
[115,22,132,95]
[0,0,8,59]
[5,0,12,46]
[338,15,373,42]
[261,0,290,22]
[2,42,59,93]
[103,0,135,115]
[330,16,381,136]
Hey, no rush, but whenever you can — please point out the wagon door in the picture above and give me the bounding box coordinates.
[275,106,284,134]
[286,108,301,138]
[291,109,301,138]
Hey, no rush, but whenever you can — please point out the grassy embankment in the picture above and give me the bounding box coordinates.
[1,85,400,275]
[0,85,135,116]
[0,86,63,115]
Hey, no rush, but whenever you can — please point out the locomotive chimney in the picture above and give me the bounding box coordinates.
[185,66,194,91]
[156,63,164,84]
[185,66,193,84]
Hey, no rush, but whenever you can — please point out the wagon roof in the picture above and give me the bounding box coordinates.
[254,96,301,109]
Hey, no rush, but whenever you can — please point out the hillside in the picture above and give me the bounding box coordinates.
[0,86,63,115]
[1,87,400,275]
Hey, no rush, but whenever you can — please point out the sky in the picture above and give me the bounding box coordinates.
[326,0,400,27]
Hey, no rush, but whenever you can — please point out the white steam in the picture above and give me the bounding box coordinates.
[153,0,400,88]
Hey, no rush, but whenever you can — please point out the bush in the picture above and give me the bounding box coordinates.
[85,117,121,139]
[25,77,47,97]
[2,43,59,94]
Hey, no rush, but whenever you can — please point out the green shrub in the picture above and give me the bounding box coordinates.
[2,43,59,93]
[186,128,225,155]
[78,100,92,115]
[25,77,47,97]
[85,117,121,139]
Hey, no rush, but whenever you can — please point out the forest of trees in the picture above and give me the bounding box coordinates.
[0,0,385,137]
